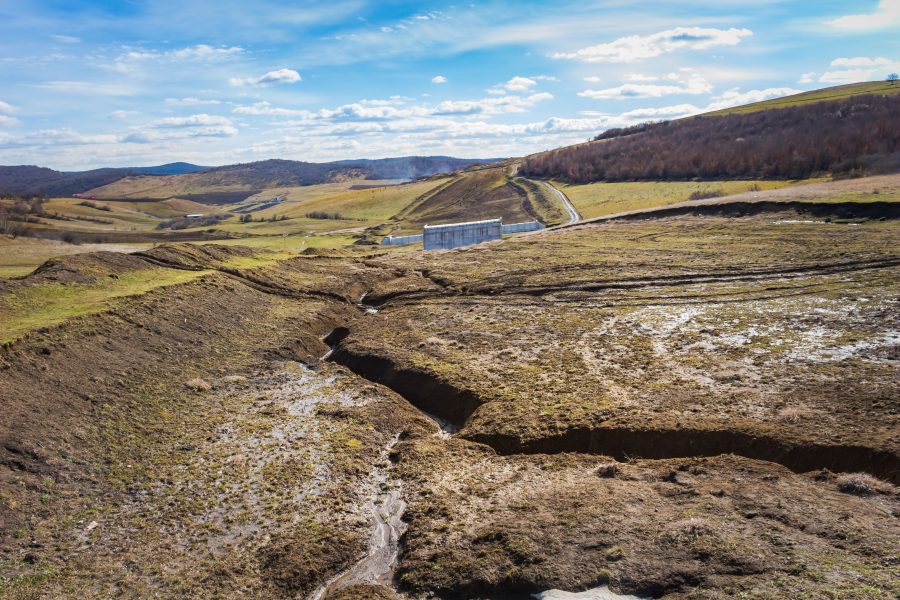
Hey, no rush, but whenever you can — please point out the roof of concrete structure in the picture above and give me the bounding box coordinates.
[424,218,502,230]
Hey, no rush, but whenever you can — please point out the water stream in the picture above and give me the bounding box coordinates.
[310,435,406,600]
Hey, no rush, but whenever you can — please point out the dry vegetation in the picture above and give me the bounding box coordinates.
[521,94,900,182]
[2,204,896,599]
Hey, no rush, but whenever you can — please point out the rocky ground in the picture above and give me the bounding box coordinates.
[1,212,898,599]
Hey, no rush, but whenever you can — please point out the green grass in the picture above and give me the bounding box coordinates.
[0,268,207,343]
[706,81,900,116]
[558,180,803,220]
[0,250,296,341]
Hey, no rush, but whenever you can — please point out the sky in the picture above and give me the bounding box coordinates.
[0,0,897,170]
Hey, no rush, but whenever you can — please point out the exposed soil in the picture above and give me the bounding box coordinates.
[1,214,898,599]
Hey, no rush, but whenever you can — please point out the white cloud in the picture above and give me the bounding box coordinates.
[165,97,222,106]
[625,74,658,82]
[703,87,801,111]
[0,115,19,127]
[230,68,301,86]
[112,44,243,72]
[0,128,119,148]
[233,102,312,117]
[431,75,447,84]
[168,44,243,60]
[827,0,900,30]
[798,72,816,84]
[153,114,233,128]
[818,56,900,84]
[257,68,302,84]
[579,73,712,99]
[584,76,602,83]
[235,92,554,124]
[831,56,893,67]
[552,27,752,63]
[503,76,537,91]
[123,114,237,143]
[109,110,140,120]
[0,100,17,115]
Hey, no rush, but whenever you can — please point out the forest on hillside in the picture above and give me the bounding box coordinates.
[520,94,900,183]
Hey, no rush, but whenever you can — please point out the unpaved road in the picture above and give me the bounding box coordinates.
[540,180,581,225]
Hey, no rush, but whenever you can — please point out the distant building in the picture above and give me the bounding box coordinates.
[382,219,545,250]
[424,218,502,250]
[186,213,204,219]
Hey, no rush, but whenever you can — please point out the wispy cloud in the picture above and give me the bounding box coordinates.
[229,68,301,86]
[431,75,447,84]
[123,114,237,143]
[112,44,244,72]
[827,0,900,30]
[165,97,223,106]
[579,73,711,99]
[50,34,81,44]
[552,27,752,63]
[35,81,137,96]
[817,56,900,84]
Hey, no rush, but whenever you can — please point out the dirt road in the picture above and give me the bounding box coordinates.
[540,180,581,225]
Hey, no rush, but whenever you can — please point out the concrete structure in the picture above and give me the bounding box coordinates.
[381,233,424,246]
[381,219,546,249]
[424,218,501,250]
[501,220,545,234]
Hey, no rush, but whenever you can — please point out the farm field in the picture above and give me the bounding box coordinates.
[557,179,807,220]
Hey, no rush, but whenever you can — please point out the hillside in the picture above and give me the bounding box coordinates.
[87,157,493,202]
[0,163,209,197]
[520,91,900,183]
[707,80,900,116]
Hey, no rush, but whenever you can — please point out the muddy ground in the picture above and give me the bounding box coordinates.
[1,214,898,599]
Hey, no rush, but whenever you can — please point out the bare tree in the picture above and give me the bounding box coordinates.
[888,73,899,85]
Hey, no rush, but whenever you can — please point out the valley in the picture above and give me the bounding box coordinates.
[1,82,899,599]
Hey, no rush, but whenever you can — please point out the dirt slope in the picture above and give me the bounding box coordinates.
[1,213,897,599]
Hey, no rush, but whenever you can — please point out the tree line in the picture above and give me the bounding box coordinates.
[520,94,900,183]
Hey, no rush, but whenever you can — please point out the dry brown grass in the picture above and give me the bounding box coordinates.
[185,378,212,392]
[835,473,896,496]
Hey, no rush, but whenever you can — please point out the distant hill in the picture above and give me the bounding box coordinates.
[0,156,492,199]
[126,162,210,176]
[86,157,494,202]
[0,163,209,197]
[521,86,900,184]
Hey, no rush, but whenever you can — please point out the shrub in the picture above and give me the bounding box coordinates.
[776,407,803,423]
[305,211,344,220]
[835,473,895,495]
[185,378,212,392]
[688,189,725,201]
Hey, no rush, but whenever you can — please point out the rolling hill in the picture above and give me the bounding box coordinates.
[520,87,900,183]
[0,157,492,200]
[0,163,210,197]
[86,157,493,202]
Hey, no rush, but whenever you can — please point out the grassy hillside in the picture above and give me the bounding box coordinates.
[558,180,804,220]
[707,80,900,116]
[397,168,533,233]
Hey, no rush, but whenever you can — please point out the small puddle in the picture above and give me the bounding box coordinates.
[535,585,648,600]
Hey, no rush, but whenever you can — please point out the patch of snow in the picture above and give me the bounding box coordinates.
[536,585,648,600]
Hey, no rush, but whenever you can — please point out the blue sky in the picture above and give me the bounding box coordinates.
[0,0,897,169]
